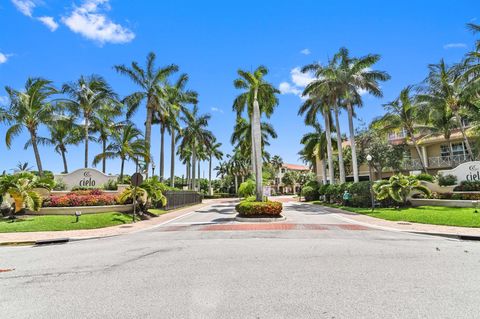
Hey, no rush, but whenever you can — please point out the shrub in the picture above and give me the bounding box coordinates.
[454,181,480,191]
[238,180,255,198]
[102,179,118,191]
[374,174,430,205]
[235,200,283,217]
[437,174,457,186]
[415,173,434,183]
[318,184,330,196]
[301,186,318,201]
[43,192,118,207]
[53,178,67,191]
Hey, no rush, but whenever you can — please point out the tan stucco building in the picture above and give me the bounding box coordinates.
[273,163,310,194]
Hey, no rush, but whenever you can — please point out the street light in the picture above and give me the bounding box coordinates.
[367,154,375,211]
[152,162,156,177]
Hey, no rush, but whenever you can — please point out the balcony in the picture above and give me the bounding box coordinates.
[402,155,478,171]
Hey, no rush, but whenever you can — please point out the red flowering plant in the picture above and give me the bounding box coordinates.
[43,189,119,207]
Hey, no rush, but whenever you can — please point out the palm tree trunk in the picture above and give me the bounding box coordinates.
[144,97,154,177]
[120,159,125,180]
[253,90,264,201]
[347,103,359,182]
[333,104,346,183]
[191,148,196,191]
[30,131,43,176]
[234,175,238,194]
[186,161,190,189]
[321,158,328,184]
[170,129,175,187]
[250,114,256,176]
[323,108,335,184]
[197,160,201,191]
[209,155,213,195]
[84,116,89,168]
[61,148,68,174]
[409,132,428,173]
[455,113,473,156]
[160,125,165,181]
[102,138,107,173]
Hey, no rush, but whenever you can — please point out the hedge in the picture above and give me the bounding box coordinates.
[301,186,318,201]
[235,200,283,217]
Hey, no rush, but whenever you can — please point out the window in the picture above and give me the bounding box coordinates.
[440,142,467,158]
[281,168,285,173]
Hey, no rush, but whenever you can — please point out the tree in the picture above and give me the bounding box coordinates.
[115,52,178,175]
[282,171,300,194]
[302,47,390,183]
[373,174,430,206]
[233,66,279,201]
[298,96,335,184]
[208,139,223,195]
[178,105,213,191]
[231,117,277,161]
[2,78,57,176]
[161,74,198,186]
[299,121,330,184]
[269,155,283,176]
[26,116,82,174]
[93,124,145,179]
[374,86,428,173]
[62,75,117,168]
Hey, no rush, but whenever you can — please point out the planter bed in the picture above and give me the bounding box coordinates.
[27,204,134,215]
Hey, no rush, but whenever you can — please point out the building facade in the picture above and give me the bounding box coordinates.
[272,163,310,194]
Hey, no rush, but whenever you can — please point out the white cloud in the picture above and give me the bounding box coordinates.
[0,53,9,64]
[443,43,467,49]
[279,82,301,95]
[62,0,135,44]
[290,67,315,87]
[211,107,224,113]
[0,96,9,105]
[300,48,311,55]
[11,0,35,17]
[37,16,59,31]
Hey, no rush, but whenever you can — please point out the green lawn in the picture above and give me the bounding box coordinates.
[312,201,480,228]
[0,212,138,233]
[148,209,168,216]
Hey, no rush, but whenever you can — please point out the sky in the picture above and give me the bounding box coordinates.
[0,0,479,178]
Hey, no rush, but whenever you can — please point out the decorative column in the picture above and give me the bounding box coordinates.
[422,146,428,168]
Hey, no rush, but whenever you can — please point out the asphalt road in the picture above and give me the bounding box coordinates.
[1,200,480,319]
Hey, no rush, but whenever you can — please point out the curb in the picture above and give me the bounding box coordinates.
[235,215,286,222]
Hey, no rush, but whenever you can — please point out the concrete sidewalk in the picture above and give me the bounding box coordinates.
[316,204,480,238]
[0,198,238,245]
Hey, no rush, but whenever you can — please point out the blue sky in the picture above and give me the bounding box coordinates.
[0,0,479,177]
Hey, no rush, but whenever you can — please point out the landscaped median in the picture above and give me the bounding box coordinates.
[235,196,284,221]
[312,201,480,228]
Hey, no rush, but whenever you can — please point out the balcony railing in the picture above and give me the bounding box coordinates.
[401,154,478,170]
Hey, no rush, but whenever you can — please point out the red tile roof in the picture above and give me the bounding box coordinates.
[282,163,310,171]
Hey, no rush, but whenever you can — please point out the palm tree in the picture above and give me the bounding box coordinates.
[177,144,192,189]
[160,74,198,185]
[299,121,329,184]
[233,66,279,201]
[2,78,57,176]
[298,96,335,184]
[93,123,145,179]
[208,139,223,195]
[62,75,117,168]
[231,117,277,160]
[178,105,213,191]
[419,60,474,156]
[115,52,179,175]
[215,161,228,179]
[303,47,390,183]
[374,87,428,173]
[26,117,82,173]
[91,103,124,173]
[269,155,283,179]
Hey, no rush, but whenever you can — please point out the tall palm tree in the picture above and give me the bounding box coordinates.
[62,75,117,168]
[269,155,283,178]
[115,52,179,175]
[91,103,124,173]
[161,74,198,185]
[233,66,279,201]
[93,124,145,179]
[208,139,223,195]
[375,86,428,173]
[25,116,82,174]
[177,144,192,189]
[298,96,335,184]
[215,161,228,179]
[231,117,277,160]
[419,60,474,156]
[2,78,57,176]
[302,47,390,182]
[178,105,213,191]
[299,121,330,184]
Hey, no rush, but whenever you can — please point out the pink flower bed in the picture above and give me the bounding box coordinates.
[43,190,119,207]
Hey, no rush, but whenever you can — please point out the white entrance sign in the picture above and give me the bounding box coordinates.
[54,168,118,190]
[438,161,480,183]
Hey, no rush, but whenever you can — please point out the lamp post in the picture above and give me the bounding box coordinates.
[152,162,156,178]
[366,154,375,211]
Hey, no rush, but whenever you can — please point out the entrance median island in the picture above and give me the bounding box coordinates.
[235,197,285,222]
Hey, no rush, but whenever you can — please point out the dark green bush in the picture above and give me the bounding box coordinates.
[454,181,480,191]
[301,186,318,201]
[415,173,434,182]
[318,184,330,195]
[235,200,283,217]
[438,174,457,186]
